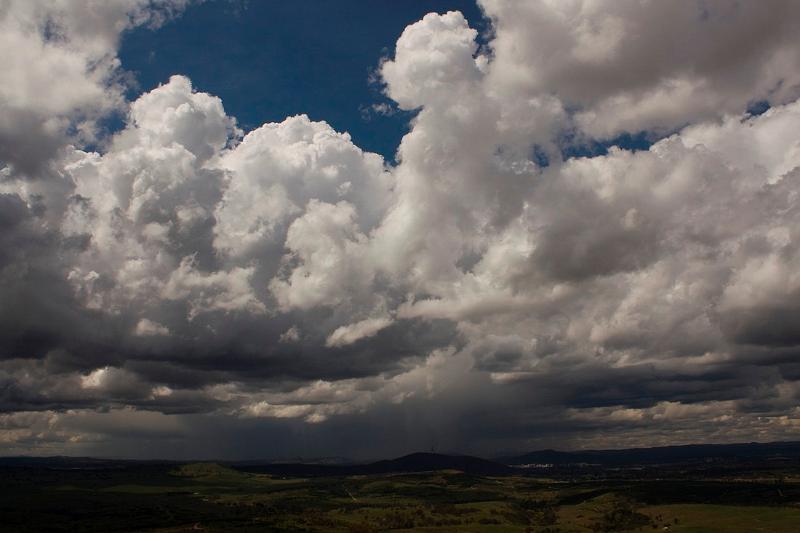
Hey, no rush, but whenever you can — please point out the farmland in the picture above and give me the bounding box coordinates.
[2,458,800,532]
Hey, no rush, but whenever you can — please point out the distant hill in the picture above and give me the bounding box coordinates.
[498,441,800,467]
[363,452,512,476]
[0,456,179,469]
[4,440,800,476]
[234,452,513,477]
[172,462,244,478]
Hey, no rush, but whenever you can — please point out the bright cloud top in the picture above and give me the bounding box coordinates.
[2,0,800,458]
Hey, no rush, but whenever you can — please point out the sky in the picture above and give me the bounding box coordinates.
[1,0,800,460]
[118,0,488,162]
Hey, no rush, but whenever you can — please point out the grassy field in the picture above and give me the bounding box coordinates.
[2,462,799,532]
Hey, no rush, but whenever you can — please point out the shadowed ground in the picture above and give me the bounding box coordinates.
[2,456,800,532]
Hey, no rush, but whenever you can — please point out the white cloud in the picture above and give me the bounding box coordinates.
[381,11,482,110]
[326,316,393,348]
[278,326,301,343]
[127,74,238,163]
[134,318,170,336]
[269,200,375,312]
[0,0,192,175]
[163,257,264,319]
[481,0,800,138]
[214,114,391,259]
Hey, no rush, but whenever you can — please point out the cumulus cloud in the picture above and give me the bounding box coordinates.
[482,0,800,138]
[0,0,191,176]
[3,0,800,458]
[214,114,391,258]
[326,317,394,348]
[381,11,483,110]
[134,318,170,337]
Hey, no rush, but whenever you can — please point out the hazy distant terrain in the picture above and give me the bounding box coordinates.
[3,442,800,532]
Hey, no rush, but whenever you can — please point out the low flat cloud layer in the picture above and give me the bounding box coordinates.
[2,0,800,459]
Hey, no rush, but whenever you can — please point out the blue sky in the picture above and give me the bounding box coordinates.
[120,0,487,161]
